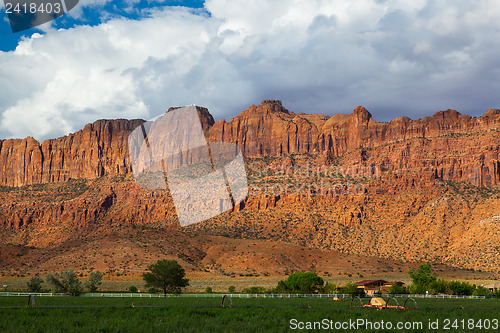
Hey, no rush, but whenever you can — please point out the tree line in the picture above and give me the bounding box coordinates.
[405,263,498,297]
[26,260,188,296]
[27,270,103,296]
[238,264,500,297]
[25,261,500,298]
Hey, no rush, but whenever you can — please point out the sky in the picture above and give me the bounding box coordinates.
[0,0,500,141]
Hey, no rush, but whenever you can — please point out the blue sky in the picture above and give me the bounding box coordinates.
[0,0,205,51]
[0,0,500,141]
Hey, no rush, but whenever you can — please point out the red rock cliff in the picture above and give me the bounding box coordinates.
[1,100,500,187]
[209,100,500,187]
[0,106,215,187]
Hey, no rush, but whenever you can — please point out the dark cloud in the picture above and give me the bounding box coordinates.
[1,0,500,140]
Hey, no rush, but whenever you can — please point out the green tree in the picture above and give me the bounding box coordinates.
[242,286,267,294]
[205,286,213,293]
[27,276,44,292]
[85,271,103,292]
[389,284,407,295]
[228,285,236,293]
[448,281,475,296]
[320,282,337,294]
[142,260,189,295]
[129,286,138,293]
[272,280,289,293]
[429,279,450,294]
[473,285,491,297]
[408,264,437,294]
[341,283,361,296]
[46,270,83,296]
[284,272,324,294]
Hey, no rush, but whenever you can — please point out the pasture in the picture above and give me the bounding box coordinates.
[0,295,499,332]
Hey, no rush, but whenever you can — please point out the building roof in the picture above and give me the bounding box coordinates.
[385,281,404,285]
[483,283,500,289]
[355,280,387,286]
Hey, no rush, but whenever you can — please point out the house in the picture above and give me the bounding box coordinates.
[483,283,500,292]
[356,280,386,295]
[355,280,404,295]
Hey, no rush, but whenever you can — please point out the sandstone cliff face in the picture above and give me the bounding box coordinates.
[208,100,329,156]
[208,100,500,187]
[1,100,500,272]
[2,176,499,272]
[0,119,143,187]
[208,100,500,159]
[0,106,215,187]
[1,100,500,187]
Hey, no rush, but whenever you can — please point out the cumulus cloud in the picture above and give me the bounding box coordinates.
[1,0,500,140]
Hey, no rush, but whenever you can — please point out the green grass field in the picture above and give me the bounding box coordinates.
[1,296,499,332]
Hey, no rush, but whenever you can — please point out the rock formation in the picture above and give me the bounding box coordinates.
[1,100,500,272]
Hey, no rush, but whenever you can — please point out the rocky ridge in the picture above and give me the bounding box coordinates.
[1,100,499,188]
[1,100,500,272]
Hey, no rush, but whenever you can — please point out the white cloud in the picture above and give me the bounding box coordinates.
[1,0,500,140]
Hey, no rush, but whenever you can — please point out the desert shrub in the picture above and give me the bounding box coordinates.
[242,286,267,294]
[27,276,44,292]
[46,270,83,296]
[85,271,103,292]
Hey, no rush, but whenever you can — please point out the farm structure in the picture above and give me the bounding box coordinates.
[350,296,418,310]
[355,280,404,295]
[483,283,500,292]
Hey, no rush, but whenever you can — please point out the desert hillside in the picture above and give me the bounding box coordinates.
[1,100,499,275]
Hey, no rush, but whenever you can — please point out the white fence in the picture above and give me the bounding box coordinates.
[0,292,350,298]
[0,292,488,299]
